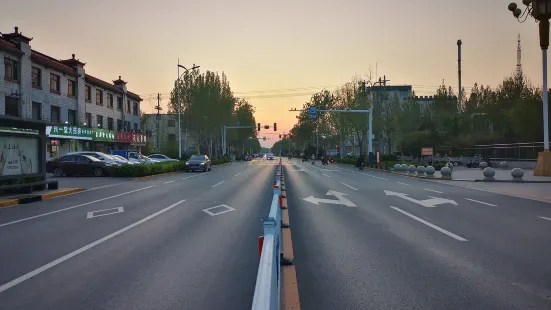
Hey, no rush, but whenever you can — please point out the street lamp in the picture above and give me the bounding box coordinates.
[509,0,551,176]
[177,60,200,160]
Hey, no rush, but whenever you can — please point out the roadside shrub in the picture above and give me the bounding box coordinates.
[212,157,231,165]
[111,161,189,177]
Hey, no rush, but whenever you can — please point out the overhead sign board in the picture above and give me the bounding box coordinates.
[309,106,318,119]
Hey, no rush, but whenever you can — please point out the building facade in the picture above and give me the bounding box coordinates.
[0,27,145,158]
[143,113,196,154]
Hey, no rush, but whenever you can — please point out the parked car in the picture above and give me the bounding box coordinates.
[47,154,114,177]
[148,154,178,162]
[110,155,137,165]
[186,154,212,172]
[68,151,123,166]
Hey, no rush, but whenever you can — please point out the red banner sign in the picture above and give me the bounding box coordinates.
[116,132,147,146]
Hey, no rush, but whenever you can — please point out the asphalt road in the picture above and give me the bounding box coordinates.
[0,160,278,310]
[286,159,551,310]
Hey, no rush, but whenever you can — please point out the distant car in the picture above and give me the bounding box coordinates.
[148,154,178,162]
[47,154,114,177]
[267,154,275,160]
[186,154,212,172]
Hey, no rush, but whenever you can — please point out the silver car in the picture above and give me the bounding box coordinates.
[68,152,123,166]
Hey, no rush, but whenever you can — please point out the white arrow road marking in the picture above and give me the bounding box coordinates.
[390,206,468,241]
[538,216,551,221]
[86,207,124,219]
[302,190,357,207]
[384,190,457,208]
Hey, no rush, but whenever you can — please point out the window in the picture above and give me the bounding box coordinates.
[167,120,175,127]
[4,57,18,81]
[96,89,103,105]
[68,80,76,97]
[117,96,122,110]
[125,121,131,132]
[86,113,92,128]
[108,117,114,130]
[107,94,113,108]
[85,85,92,101]
[32,67,41,88]
[133,102,138,115]
[126,100,131,113]
[68,109,76,125]
[134,123,138,133]
[117,119,122,131]
[168,134,176,141]
[32,102,41,120]
[51,106,61,122]
[5,96,19,117]
[96,115,103,129]
[50,73,60,93]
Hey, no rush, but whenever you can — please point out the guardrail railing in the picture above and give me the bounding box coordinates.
[251,157,291,310]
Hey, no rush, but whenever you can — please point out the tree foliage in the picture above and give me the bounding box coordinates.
[166,69,261,156]
[290,70,550,157]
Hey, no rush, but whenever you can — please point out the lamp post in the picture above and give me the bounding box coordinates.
[177,60,200,160]
[508,0,551,176]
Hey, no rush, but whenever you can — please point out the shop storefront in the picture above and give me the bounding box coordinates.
[92,129,116,154]
[45,125,94,159]
[115,132,147,152]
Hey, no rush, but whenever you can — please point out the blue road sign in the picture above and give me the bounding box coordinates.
[309,106,317,119]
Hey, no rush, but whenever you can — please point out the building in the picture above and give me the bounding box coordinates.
[0,26,145,158]
[143,113,196,154]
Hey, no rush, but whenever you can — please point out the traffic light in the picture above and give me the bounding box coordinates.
[279,134,282,138]
[283,134,287,138]
[264,125,269,129]
[336,145,339,150]
[274,123,277,131]
[263,136,266,141]
[257,123,261,131]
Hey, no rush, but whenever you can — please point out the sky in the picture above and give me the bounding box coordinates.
[2,0,547,147]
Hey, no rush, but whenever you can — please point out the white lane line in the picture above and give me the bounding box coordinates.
[234,172,242,176]
[182,174,203,180]
[424,188,443,194]
[164,180,175,184]
[340,182,358,191]
[390,206,468,241]
[322,173,331,178]
[464,198,497,207]
[0,199,186,294]
[371,175,388,181]
[397,182,411,186]
[212,181,224,187]
[539,216,551,221]
[0,186,156,228]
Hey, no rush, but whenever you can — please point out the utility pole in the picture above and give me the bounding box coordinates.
[155,93,162,152]
[457,39,462,112]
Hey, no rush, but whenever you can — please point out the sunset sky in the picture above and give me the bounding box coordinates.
[2,0,546,147]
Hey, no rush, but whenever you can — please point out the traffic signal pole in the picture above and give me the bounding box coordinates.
[222,125,256,156]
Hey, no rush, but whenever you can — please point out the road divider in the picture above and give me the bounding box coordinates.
[252,158,299,310]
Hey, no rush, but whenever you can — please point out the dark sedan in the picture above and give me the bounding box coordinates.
[186,154,212,172]
[47,154,114,177]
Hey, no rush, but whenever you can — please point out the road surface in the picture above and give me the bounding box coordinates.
[286,159,551,310]
[0,161,277,310]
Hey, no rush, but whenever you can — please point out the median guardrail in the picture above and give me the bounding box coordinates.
[251,158,291,310]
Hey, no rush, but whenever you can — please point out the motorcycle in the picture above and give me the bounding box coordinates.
[359,162,365,171]
[311,159,315,165]
[322,158,329,166]
[329,158,335,164]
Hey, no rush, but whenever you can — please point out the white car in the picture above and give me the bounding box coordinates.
[110,155,137,165]
[148,154,178,162]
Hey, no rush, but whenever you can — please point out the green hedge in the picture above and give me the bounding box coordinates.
[111,161,189,177]
[212,157,231,165]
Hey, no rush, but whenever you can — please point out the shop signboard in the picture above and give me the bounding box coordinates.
[0,134,40,176]
[0,126,39,135]
[46,126,93,140]
[93,129,116,142]
[115,132,147,146]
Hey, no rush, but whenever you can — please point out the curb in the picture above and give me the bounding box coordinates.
[336,163,478,182]
[41,188,84,200]
[280,166,301,310]
[135,171,179,181]
[0,188,84,207]
[0,199,19,208]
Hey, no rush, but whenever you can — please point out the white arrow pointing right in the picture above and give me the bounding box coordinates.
[384,190,457,208]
